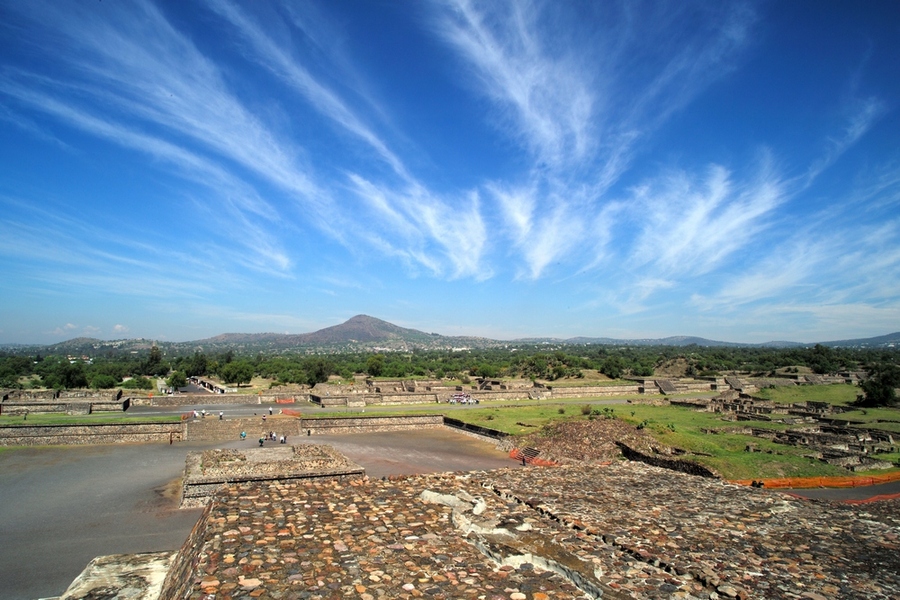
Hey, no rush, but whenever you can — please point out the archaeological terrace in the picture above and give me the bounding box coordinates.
[57,460,900,600]
[6,373,900,599]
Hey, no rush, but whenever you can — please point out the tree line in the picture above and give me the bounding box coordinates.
[1,343,897,396]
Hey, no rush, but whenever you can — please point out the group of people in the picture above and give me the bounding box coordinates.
[192,409,225,419]
[448,393,478,404]
[247,430,288,446]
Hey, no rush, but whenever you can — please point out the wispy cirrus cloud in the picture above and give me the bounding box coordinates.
[204,0,410,181]
[692,213,900,322]
[627,158,785,277]
[0,194,241,300]
[433,0,758,279]
[0,0,322,274]
[490,182,587,279]
[804,96,885,185]
[346,175,489,279]
[435,0,595,168]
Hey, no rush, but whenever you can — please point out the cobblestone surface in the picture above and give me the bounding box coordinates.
[183,462,900,600]
[514,419,665,464]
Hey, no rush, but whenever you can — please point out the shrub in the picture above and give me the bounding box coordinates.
[580,404,592,415]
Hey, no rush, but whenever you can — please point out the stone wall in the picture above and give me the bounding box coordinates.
[548,385,641,398]
[300,414,443,435]
[674,382,717,392]
[5,389,59,401]
[378,392,439,404]
[159,503,213,599]
[616,442,719,478]
[185,417,302,442]
[129,392,307,407]
[0,400,127,415]
[470,389,545,401]
[180,446,366,508]
[443,417,508,440]
[5,389,122,402]
[145,393,284,407]
[1,401,68,415]
[0,422,184,446]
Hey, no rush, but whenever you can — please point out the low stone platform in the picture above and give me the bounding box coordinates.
[181,445,365,508]
[163,461,900,599]
[55,551,175,600]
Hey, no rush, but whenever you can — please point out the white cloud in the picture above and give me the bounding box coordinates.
[690,210,900,339]
[627,159,785,277]
[113,324,129,334]
[204,0,410,181]
[805,96,885,184]
[435,0,595,168]
[50,323,78,336]
[434,0,757,280]
[346,176,489,278]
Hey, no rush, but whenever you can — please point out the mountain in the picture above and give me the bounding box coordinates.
[299,314,433,345]
[817,332,900,348]
[189,315,496,352]
[3,316,899,354]
[560,335,743,347]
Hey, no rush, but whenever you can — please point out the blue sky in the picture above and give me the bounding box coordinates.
[1,1,898,345]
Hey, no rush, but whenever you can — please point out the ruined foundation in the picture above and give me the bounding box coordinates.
[180,444,365,508]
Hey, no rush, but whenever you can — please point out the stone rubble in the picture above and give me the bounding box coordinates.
[181,461,900,600]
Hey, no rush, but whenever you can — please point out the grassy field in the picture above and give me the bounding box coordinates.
[753,383,859,405]
[450,402,858,479]
[431,389,900,480]
[0,413,181,426]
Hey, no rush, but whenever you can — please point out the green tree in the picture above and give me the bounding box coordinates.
[142,346,163,375]
[220,361,254,386]
[185,351,208,377]
[855,363,900,407]
[366,354,385,377]
[90,374,119,389]
[600,356,624,379]
[121,376,154,390]
[167,370,187,390]
[304,357,333,386]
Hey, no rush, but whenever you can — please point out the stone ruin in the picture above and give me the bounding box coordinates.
[0,388,126,415]
[672,390,898,472]
[180,444,365,508]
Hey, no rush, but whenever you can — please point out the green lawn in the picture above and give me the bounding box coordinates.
[753,383,859,405]
[439,394,900,480]
[0,413,181,426]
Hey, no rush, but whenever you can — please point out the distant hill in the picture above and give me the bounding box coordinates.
[817,332,900,348]
[2,316,898,354]
[559,335,743,347]
[189,315,496,352]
